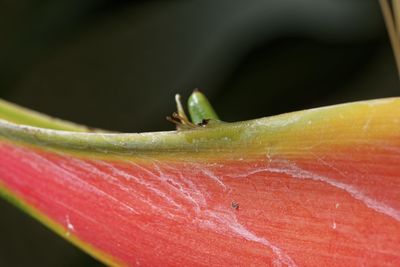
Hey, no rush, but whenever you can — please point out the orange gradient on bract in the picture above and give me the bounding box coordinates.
[0,137,399,266]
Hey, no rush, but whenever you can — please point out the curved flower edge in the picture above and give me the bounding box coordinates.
[0,97,399,266]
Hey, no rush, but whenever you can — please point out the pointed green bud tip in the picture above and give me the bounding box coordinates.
[187,89,220,125]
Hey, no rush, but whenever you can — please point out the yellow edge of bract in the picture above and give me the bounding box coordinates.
[0,180,123,267]
[257,97,400,151]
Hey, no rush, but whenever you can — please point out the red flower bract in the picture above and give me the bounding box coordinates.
[0,98,399,266]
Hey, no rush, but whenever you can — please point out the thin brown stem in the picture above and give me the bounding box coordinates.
[380,0,400,77]
[393,0,400,35]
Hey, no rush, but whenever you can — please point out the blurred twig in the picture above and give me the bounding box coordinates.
[380,0,400,77]
[393,0,400,33]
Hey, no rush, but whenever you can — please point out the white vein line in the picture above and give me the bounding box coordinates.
[227,221,297,267]
[128,160,210,215]
[133,161,203,196]
[98,161,184,212]
[66,158,168,215]
[199,168,227,190]
[13,147,138,214]
[131,161,201,202]
[177,171,207,206]
[311,153,348,178]
[245,160,400,222]
[203,210,297,267]
[153,163,207,209]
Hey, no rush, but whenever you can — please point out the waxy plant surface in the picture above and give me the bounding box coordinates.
[0,98,399,266]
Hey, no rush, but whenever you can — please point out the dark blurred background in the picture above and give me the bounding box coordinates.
[0,0,398,266]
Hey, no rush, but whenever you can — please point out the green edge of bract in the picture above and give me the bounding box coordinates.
[0,99,95,132]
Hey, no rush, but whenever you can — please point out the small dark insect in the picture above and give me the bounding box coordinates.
[231,201,239,210]
[198,119,210,127]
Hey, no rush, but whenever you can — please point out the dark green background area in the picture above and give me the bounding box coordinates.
[0,1,398,266]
